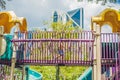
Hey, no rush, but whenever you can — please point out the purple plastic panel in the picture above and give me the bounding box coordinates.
[101,33,120,80]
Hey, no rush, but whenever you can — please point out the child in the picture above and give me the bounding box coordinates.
[55,42,64,60]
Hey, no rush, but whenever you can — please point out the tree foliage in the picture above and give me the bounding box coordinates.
[50,20,82,32]
[0,0,11,10]
[30,20,86,80]
[31,66,87,80]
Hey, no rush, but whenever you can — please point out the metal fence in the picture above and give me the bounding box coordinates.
[101,33,120,80]
[12,31,94,66]
[1,31,120,79]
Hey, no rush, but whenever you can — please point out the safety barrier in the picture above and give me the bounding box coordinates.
[101,33,120,80]
[12,31,94,66]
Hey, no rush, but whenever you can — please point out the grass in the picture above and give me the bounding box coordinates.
[30,66,88,80]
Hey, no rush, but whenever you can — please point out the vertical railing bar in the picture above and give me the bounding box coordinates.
[87,32,91,65]
[51,32,53,63]
[77,32,79,63]
[81,35,82,65]
[50,32,52,63]
[47,32,48,63]
[80,32,82,64]
[35,40,38,63]
[111,33,114,72]
[69,35,71,64]
[64,40,66,64]
[78,32,80,64]
[90,31,92,65]
[92,32,94,65]
[88,32,89,64]
[86,32,88,65]
[103,34,105,59]
[106,33,108,59]
[106,33,108,80]
[34,32,35,62]
[42,32,43,64]
[38,32,39,62]
[37,41,38,63]
[70,32,71,64]
[40,41,42,63]
[84,32,86,65]
[116,33,118,80]
[30,31,33,63]
[109,34,111,59]
[74,32,75,64]
[108,33,111,80]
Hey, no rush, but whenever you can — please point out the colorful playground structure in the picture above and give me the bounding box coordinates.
[0,8,120,80]
[0,11,42,80]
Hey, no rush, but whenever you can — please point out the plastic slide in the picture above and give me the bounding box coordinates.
[78,67,92,80]
[26,67,42,80]
[0,35,13,60]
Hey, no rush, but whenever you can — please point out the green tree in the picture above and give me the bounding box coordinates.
[50,20,82,32]
[50,20,83,80]
[0,0,11,10]
[30,20,87,80]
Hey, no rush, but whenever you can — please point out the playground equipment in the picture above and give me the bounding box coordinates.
[78,67,92,80]
[13,30,119,80]
[0,11,27,33]
[25,67,42,80]
[78,8,120,80]
[0,34,13,60]
[0,8,120,80]
[91,8,120,32]
[91,8,120,80]
[0,11,42,80]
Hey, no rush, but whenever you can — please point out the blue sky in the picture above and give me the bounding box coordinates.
[5,0,120,31]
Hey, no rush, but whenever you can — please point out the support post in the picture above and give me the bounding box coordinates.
[93,40,97,80]
[10,58,16,80]
[22,66,25,80]
[10,43,17,80]
[0,26,3,55]
[93,23,97,80]
[96,24,101,80]
[56,65,60,80]
[25,66,29,80]
[93,24,101,80]
[10,32,17,80]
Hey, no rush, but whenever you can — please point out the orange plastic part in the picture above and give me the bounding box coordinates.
[0,11,27,33]
[91,8,120,32]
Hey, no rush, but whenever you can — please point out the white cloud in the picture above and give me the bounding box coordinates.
[5,0,70,29]
[4,0,120,31]
[68,1,120,31]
